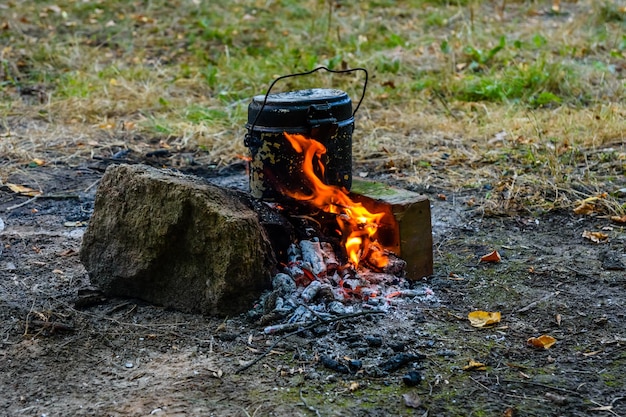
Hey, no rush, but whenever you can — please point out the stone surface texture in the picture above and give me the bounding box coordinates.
[80,164,275,315]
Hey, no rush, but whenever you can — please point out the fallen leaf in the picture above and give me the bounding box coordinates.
[6,183,41,197]
[437,193,447,201]
[463,359,487,371]
[402,391,421,408]
[527,334,557,349]
[348,381,360,392]
[480,250,501,263]
[31,158,46,166]
[610,215,626,224]
[582,230,609,243]
[551,0,560,12]
[503,407,515,417]
[468,311,501,327]
[573,201,595,215]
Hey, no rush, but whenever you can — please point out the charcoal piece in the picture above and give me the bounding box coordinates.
[217,333,238,342]
[316,284,335,302]
[328,301,347,315]
[402,371,422,386]
[599,250,625,271]
[378,353,426,373]
[365,335,383,347]
[389,342,407,352]
[301,280,322,303]
[319,355,351,374]
[356,348,369,357]
[347,359,362,373]
[272,273,297,295]
[311,326,328,336]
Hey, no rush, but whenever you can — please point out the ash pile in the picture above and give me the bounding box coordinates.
[248,237,437,335]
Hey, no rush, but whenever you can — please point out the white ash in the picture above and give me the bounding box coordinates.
[251,238,438,333]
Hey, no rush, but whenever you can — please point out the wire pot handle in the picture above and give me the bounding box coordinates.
[248,66,368,135]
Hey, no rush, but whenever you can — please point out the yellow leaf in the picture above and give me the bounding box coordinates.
[582,230,609,243]
[480,250,501,263]
[463,359,487,371]
[527,334,556,349]
[6,183,41,197]
[468,311,501,328]
[32,158,46,166]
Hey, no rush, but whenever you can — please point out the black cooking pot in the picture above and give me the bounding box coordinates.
[244,67,367,200]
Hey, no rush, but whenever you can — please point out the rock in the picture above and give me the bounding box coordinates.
[80,164,276,316]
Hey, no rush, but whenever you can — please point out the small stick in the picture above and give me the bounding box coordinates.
[5,196,39,211]
[517,291,559,313]
[234,310,384,374]
[299,389,322,417]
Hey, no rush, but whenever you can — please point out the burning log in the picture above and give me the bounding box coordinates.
[320,241,339,273]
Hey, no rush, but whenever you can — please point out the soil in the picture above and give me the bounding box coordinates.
[1,158,625,417]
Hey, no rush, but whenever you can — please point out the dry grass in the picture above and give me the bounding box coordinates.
[0,0,624,214]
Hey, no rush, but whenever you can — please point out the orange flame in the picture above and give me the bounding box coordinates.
[282,132,388,268]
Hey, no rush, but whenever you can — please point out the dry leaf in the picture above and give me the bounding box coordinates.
[468,311,501,327]
[503,407,515,417]
[402,391,421,408]
[6,183,41,197]
[463,359,487,371]
[582,230,609,243]
[480,250,501,263]
[527,334,556,349]
[573,201,595,215]
[610,215,626,224]
[348,381,360,392]
[31,158,46,166]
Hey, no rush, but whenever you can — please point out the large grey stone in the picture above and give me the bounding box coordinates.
[80,164,276,315]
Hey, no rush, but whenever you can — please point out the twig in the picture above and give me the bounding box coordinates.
[5,196,39,211]
[517,291,559,313]
[4,193,81,211]
[84,179,100,193]
[500,378,582,397]
[469,376,543,401]
[234,310,384,374]
[299,389,322,417]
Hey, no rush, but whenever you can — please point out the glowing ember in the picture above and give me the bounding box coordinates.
[282,132,388,268]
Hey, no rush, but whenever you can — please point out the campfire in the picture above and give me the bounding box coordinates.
[248,130,433,334]
[241,74,434,333]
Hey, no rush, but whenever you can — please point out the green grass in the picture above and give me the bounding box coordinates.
[0,0,624,214]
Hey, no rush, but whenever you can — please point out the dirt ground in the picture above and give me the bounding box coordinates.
[1,157,625,417]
